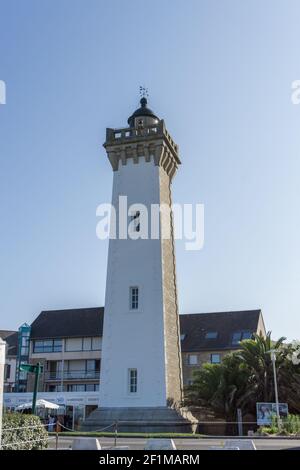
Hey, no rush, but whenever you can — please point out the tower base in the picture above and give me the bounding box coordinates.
[82,407,196,433]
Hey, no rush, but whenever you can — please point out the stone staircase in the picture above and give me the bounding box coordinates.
[81,406,195,433]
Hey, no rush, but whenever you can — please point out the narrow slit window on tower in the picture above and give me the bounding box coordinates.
[130,286,139,310]
[130,211,140,232]
[128,368,138,393]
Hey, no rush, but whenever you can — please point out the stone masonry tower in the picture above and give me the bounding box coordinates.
[84,97,191,431]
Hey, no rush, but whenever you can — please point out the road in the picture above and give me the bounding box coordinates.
[48,436,300,450]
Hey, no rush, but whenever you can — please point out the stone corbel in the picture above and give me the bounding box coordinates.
[107,150,119,171]
[120,147,127,166]
[144,145,151,162]
[169,163,178,180]
[154,144,164,166]
[160,147,169,169]
[132,145,139,164]
[165,154,174,176]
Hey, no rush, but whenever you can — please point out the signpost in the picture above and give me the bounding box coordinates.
[19,363,43,414]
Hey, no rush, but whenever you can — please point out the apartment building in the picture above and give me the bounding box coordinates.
[0,330,18,392]
[27,308,103,393]
[180,309,266,385]
[3,307,266,393]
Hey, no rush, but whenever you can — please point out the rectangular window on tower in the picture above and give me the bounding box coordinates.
[130,286,139,310]
[128,368,138,393]
[130,211,140,232]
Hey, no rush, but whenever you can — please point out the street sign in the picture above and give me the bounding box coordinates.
[19,364,43,374]
[19,363,43,414]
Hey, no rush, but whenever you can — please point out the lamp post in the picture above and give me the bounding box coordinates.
[268,349,281,430]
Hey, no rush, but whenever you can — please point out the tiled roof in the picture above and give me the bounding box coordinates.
[179,310,263,352]
[30,308,104,339]
[0,330,18,356]
[29,307,263,352]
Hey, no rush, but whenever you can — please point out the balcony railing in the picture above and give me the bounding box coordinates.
[105,121,179,155]
[44,370,100,381]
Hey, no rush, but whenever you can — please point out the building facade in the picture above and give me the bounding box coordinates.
[27,308,103,394]
[0,330,18,392]
[180,310,266,385]
[3,307,266,394]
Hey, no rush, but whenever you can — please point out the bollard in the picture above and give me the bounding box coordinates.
[0,338,6,450]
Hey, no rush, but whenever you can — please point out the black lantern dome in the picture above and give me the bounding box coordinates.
[127,97,159,128]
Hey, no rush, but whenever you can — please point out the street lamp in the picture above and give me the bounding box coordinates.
[267,349,281,430]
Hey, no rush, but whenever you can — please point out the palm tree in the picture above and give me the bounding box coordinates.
[185,332,300,421]
[185,353,250,421]
[237,331,286,404]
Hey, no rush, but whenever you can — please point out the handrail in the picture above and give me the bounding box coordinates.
[44,370,100,380]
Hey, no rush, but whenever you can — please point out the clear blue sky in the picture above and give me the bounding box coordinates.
[1,0,299,340]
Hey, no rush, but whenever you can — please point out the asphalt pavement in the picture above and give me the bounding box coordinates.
[48,436,300,451]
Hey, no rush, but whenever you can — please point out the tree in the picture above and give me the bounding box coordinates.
[185,332,300,420]
[185,353,250,421]
[236,332,286,404]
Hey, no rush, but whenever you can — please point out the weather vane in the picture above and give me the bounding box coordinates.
[139,86,149,99]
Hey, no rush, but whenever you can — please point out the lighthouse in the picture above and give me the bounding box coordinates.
[85,96,191,431]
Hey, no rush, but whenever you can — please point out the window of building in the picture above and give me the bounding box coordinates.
[205,331,218,339]
[130,211,140,232]
[65,338,82,352]
[241,331,252,340]
[67,384,86,392]
[67,384,99,392]
[33,339,62,353]
[128,368,138,393]
[65,337,101,352]
[211,354,221,364]
[86,359,100,375]
[21,334,30,356]
[86,384,97,392]
[130,287,139,310]
[4,364,11,380]
[231,330,252,345]
[83,337,92,351]
[92,337,101,350]
[188,354,198,366]
[47,360,62,379]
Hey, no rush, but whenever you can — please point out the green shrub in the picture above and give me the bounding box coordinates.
[2,413,48,450]
[259,414,300,436]
[282,414,300,435]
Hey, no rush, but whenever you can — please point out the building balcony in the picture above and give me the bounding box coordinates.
[44,370,100,381]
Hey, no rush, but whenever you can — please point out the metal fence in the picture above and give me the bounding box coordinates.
[0,418,263,450]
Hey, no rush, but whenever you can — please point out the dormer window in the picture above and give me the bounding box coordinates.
[205,331,218,339]
[231,330,252,345]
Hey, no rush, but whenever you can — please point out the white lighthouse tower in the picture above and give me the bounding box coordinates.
[85,97,191,431]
